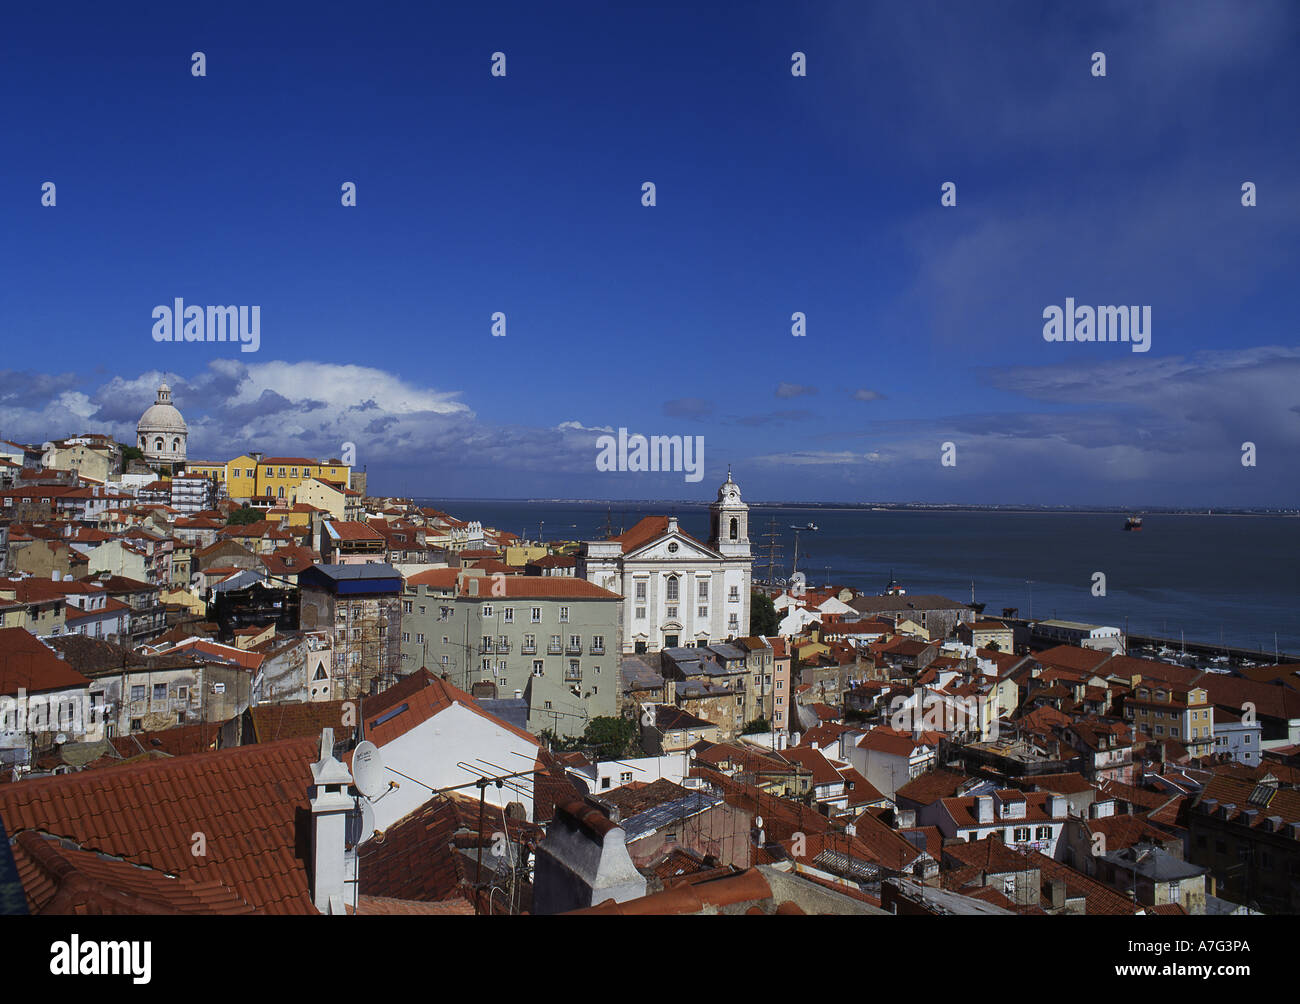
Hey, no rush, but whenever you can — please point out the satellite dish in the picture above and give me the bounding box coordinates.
[688,748,697,760]
[358,799,375,845]
[755,816,764,830]
[55,733,67,745]
[351,740,386,800]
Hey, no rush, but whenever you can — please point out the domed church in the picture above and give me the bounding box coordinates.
[136,382,188,467]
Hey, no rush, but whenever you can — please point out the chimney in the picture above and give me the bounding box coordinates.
[469,578,479,597]
[309,728,355,914]
[1047,879,1066,911]
[976,795,994,825]
[1048,794,1067,819]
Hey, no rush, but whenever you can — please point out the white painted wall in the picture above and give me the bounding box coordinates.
[365,701,541,830]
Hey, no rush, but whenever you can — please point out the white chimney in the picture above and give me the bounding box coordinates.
[309,728,355,914]
[514,689,522,699]
[976,795,994,825]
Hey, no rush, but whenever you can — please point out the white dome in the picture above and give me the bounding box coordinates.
[137,383,188,464]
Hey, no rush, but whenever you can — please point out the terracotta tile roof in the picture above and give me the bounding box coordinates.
[943,836,1037,876]
[357,796,463,903]
[1086,814,1174,850]
[1026,772,1095,795]
[857,726,943,757]
[406,568,459,590]
[354,894,475,915]
[0,737,321,914]
[1197,775,1300,827]
[775,746,841,787]
[248,700,356,744]
[838,766,887,807]
[11,830,258,915]
[358,669,541,749]
[608,515,711,555]
[1028,849,1140,914]
[0,628,93,696]
[571,867,775,915]
[109,722,223,759]
[1034,646,1113,673]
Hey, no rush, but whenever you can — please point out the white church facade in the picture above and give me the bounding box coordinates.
[579,472,753,653]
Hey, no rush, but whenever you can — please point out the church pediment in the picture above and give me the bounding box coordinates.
[624,532,721,563]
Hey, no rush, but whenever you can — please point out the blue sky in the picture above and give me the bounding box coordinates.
[2,0,1297,505]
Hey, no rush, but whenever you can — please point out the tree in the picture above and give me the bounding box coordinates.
[741,716,769,735]
[226,505,261,526]
[582,716,639,758]
[749,591,778,636]
[987,640,1002,652]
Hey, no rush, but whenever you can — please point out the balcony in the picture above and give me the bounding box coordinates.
[565,643,582,656]
[589,644,605,656]
[564,670,583,683]
[547,643,563,655]
[521,644,537,655]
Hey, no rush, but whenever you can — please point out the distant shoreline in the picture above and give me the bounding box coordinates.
[409,497,1297,517]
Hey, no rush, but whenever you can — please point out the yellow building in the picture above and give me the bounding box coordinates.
[223,454,261,500]
[504,544,549,567]
[256,456,351,503]
[292,477,347,520]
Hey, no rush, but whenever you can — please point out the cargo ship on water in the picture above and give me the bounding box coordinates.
[1124,514,1143,531]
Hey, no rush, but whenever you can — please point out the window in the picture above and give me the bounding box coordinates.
[635,581,646,601]
[698,580,709,600]
[440,655,449,665]
[1013,827,1030,842]
[402,632,410,643]
[559,606,569,623]
[635,607,646,619]
[620,772,633,783]
[482,605,493,617]
[728,614,739,631]
[533,661,544,677]
[666,577,679,602]
[403,601,413,613]
[130,718,142,731]
[531,607,541,622]
[176,686,188,700]
[698,607,708,618]
[602,777,611,789]
[569,634,581,650]
[503,607,514,623]
[416,633,424,643]
[1036,825,1052,839]
[130,685,145,701]
[544,701,552,710]
[729,586,739,601]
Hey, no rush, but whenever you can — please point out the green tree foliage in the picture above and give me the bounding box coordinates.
[226,505,261,526]
[750,591,778,636]
[582,716,639,758]
[741,716,770,735]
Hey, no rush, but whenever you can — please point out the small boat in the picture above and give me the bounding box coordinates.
[1124,515,1143,531]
